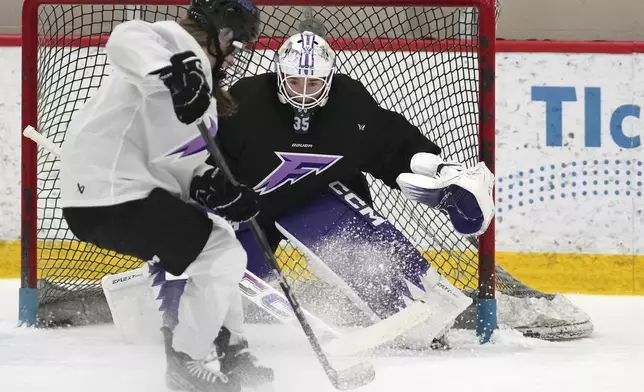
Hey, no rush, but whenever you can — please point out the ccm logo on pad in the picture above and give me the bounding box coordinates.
[328,181,386,228]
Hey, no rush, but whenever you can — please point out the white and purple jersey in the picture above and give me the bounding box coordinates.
[60,20,217,208]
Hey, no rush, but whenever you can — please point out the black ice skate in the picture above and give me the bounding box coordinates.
[214,327,274,389]
[162,327,239,392]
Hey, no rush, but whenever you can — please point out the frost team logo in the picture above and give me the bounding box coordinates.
[167,118,218,158]
[255,152,343,195]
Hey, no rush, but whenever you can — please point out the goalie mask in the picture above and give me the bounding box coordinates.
[275,31,337,111]
[189,0,261,84]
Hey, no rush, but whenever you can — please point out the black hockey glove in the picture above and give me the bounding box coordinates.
[149,51,211,125]
[190,167,260,223]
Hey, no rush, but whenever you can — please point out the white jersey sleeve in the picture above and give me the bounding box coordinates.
[60,20,218,209]
[105,20,176,85]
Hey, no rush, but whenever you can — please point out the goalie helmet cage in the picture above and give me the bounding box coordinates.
[20,0,498,340]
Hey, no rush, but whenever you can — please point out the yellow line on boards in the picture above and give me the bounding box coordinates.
[1,240,642,295]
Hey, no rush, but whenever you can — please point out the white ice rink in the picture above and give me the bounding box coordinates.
[1,279,643,392]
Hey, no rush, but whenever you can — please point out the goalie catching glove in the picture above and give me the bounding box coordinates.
[190,167,260,223]
[396,153,495,236]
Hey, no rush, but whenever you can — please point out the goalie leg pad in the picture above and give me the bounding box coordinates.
[101,266,166,344]
[420,267,473,331]
[266,183,432,320]
[106,223,248,360]
[65,187,247,359]
[269,182,476,345]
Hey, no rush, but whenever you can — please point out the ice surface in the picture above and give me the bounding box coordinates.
[1,279,642,392]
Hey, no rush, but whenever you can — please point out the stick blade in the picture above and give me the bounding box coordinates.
[324,300,432,356]
[331,361,376,390]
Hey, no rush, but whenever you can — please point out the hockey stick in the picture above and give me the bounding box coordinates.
[23,126,61,157]
[195,119,375,390]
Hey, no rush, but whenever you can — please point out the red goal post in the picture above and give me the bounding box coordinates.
[20,0,497,341]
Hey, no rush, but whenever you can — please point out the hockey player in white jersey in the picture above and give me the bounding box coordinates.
[59,1,273,391]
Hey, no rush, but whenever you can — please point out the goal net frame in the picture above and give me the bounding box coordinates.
[20,0,497,341]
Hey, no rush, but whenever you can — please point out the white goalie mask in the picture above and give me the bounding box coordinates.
[275,31,337,110]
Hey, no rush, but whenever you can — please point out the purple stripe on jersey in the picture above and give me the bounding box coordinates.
[167,118,218,158]
[254,152,342,195]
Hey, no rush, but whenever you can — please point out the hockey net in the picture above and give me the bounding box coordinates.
[22,0,591,339]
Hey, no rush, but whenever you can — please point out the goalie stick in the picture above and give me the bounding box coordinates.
[195,119,376,390]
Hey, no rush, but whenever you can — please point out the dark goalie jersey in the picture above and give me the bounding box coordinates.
[216,72,440,246]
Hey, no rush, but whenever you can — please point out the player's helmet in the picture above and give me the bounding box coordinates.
[275,31,337,110]
[188,0,261,83]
